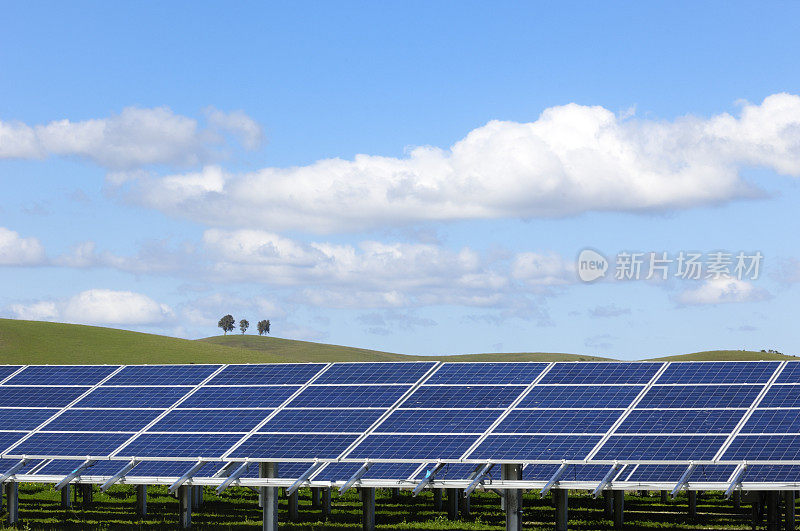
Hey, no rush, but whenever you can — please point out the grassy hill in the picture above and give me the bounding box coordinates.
[0,318,793,365]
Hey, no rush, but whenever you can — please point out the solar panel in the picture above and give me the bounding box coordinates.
[416,462,483,480]
[1,408,60,430]
[314,362,436,384]
[722,435,800,461]
[149,409,272,432]
[0,431,26,454]
[376,409,500,433]
[775,362,800,383]
[593,435,727,460]
[540,362,661,384]
[8,432,132,457]
[45,409,163,432]
[228,434,357,459]
[104,365,221,386]
[287,385,409,408]
[617,409,745,434]
[316,462,421,481]
[181,386,298,408]
[35,459,128,476]
[5,365,119,386]
[494,410,622,434]
[658,361,779,384]
[0,458,45,475]
[518,385,642,408]
[757,385,800,408]
[207,364,325,385]
[348,435,476,460]
[741,465,800,482]
[468,435,600,461]
[129,460,209,477]
[115,433,243,458]
[0,386,90,407]
[426,363,547,385]
[741,409,800,433]
[0,366,23,382]
[401,385,525,409]
[75,387,189,408]
[636,385,761,409]
[624,464,735,482]
[259,409,383,433]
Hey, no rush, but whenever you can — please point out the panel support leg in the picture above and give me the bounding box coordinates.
[322,487,332,519]
[288,489,299,521]
[502,464,522,531]
[61,484,71,509]
[604,490,613,519]
[660,490,668,504]
[786,491,796,531]
[260,463,278,531]
[391,487,400,501]
[137,485,147,516]
[362,486,375,531]
[613,490,624,529]
[6,483,19,525]
[447,488,459,520]
[82,484,93,508]
[433,488,442,511]
[179,485,192,528]
[733,489,741,510]
[688,490,697,519]
[767,491,780,531]
[554,488,568,531]
[311,487,320,509]
[460,489,471,517]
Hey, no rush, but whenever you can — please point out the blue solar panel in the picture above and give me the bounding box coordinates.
[522,463,622,481]
[741,465,800,482]
[416,463,484,480]
[518,385,642,408]
[208,364,325,385]
[624,464,735,482]
[288,385,409,408]
[229,434,357,459]
[316,462,422,481]
[637,385,761,409]
[129,460,209,477]
[617,409,744,434]
[8,432,132,457]
[314,362,435,384]
[0,366,23,382]
[150,409,271,432]
[741,409,800,433]
[348,434,476,460]
[0,386,90,407]
[116,433,242,458]
[376,409,500,433]
[181,386,298,408]
[468,435,600,461]
[0,431,26,454]
[494,410,621,434]
[76,386,189,408]
[541,363,661,384]
[1,408,59,430]
[521,463,561,480]
[45,409,163,432]
[758,386,800,408]
[0,458,45,475]
[776,363,800,383]
[658,362,779,384]
[594,435,727,460]
[104,365,221,386]
[6,365,119,386]
[402,385,525,409]
[427,363,547,385]
[259,409,383,433]
[722,435,800,461]
[35,459,129,476]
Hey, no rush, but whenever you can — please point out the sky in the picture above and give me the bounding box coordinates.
[1,1,800,359]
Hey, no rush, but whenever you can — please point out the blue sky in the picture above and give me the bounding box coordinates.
[1,2,799,359]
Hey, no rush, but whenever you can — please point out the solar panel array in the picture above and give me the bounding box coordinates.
[2,360,800,485]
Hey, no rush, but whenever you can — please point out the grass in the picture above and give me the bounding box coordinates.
[0,485,758,530]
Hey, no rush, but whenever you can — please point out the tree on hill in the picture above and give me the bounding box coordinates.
[257,319,271,335]
[239,319,249,334]
[218,314,235,335]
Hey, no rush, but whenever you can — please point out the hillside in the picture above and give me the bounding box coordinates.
[0,318,793,365]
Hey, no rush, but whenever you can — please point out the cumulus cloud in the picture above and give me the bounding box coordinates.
[9,289,173,325]
[122,93,800,232]
[0,227,46,265]
[0,106,262,169]
[675,277,770,305]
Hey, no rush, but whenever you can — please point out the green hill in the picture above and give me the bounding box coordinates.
[0,318,793,365]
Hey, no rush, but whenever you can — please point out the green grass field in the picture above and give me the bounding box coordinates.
[0,318,793,365]
[0,485,759,530]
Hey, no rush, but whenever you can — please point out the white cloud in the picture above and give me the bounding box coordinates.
[0,106,261,169]
[676,277,770,305]
[0,227,46,265]
[512,252,576,286]
[125,93,800,232]
[9,289,173,325]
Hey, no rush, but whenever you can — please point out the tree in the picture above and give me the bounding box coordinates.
[239,319,249,335]
[218,314,235,335]
[258,319,271,335]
